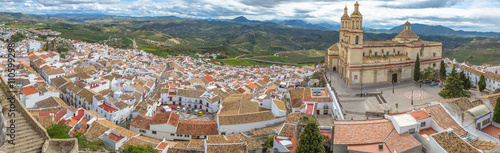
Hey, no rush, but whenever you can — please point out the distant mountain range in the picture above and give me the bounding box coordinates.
[1,12,500,37]
[385,23,500,37]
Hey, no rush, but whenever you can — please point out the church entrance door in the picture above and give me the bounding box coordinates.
[392,74,398,83]
[333,67,336,71]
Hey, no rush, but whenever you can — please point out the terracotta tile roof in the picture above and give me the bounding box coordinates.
[204,75,214,82]
[236,88,246,94]
[176,120,218,135]
[206,134,244,144]
[273,100,286,111]
[119,136,159,150]
[409,110,431,120]
[171,141,189,150]
[424,104,467,136]
[136,135,161,144]
[219,94,259,115]
[244,136,262,149]
[288,88,304,107]
[206,144,245,153]
[248,83,257,89]
[85,110,104,119]
[449,97,483,112]
[156,142,169,150]
[484,71,500,82]
[77,88,97,104]
[108,132,125,142]
[38,116,54,128]
[177,89,205,98]
[151,112,180,126]
[461,65,483,76]
[284,113,316,124]
[21,85,39,95]
[86,121,109,140]
[50,77,70,87]
[384,130,421,153]
[218,111,274,125]
[334,119,394,145]
[186,139,204,150]
[278,124,296,137]
[36,97,67,109]
[248,127,275,136]
[130,115,153,130]
[470,140,499,151]
[432,131,479,153]
[95,120,137,138]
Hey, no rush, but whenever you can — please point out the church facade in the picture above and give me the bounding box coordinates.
[325,2,442,87]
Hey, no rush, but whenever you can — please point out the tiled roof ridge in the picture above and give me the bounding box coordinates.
[334,119,390,124]
[133,136,159,145]
[382,128,395,143]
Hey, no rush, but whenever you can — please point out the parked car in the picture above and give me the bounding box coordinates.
[430,81,439,86]
[423,79,431,84]
[176,106,181,111]
[472,84,477,88]
[187,107,193,114]
[194,109,200,115]
[198,111,203,116]
[181,107,187,112]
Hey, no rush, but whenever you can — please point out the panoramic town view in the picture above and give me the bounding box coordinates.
[0,0,500,153]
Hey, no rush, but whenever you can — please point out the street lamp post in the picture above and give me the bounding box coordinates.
[411,90,414,105]
[392,81,395,93]
[360,83,363,97]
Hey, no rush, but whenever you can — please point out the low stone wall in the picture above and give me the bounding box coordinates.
[0,76,51,151]
[47,138,79,153]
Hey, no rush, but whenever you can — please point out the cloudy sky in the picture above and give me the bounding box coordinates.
[1,0,500,32]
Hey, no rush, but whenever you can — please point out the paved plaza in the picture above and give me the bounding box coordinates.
[325,71,449,119]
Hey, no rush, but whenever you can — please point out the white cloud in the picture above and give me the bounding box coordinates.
[1,0,500,32]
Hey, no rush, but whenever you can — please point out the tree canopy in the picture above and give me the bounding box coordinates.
[478,74,486,92]
[440,60,446,81]
[493,97,500,123]
[459,71,471,90]
[296,120,327,153]
[414,55,421,82]
[439,67,470,98]
[47,124,71,139]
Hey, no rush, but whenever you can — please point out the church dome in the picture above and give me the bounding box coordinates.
[395,30,419,39]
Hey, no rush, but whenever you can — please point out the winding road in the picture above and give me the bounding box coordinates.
[127,38,137,50]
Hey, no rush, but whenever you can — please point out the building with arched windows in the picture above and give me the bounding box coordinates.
[325,1,442,87]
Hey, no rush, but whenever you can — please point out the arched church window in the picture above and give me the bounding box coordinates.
[382,49,384,55]
[363,52,365,56]
[386,52,389,56]
[374,52,378,56]
[393,49,396,55]
[420,47,424,56]
[397,51,400,55]
[355,36,359,45]
[369,50,372,56]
